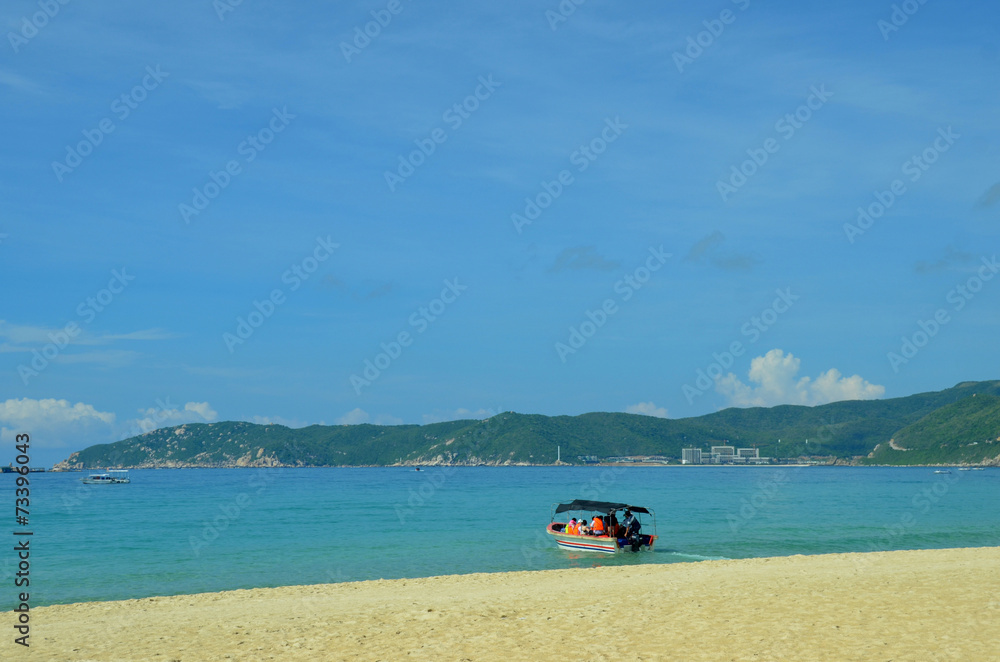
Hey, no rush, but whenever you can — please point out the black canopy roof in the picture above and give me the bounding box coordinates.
[554,500,650,515]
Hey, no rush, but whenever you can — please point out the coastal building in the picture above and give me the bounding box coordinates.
[711,446,736,464]
[681,448,702,465]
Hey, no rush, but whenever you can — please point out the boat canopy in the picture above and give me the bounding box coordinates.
[554,500,650,515]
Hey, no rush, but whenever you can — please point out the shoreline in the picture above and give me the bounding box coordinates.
[44,462,999,471]
[11,546,999,660]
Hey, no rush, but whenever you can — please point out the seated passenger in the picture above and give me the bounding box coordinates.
[566,518,578,535]
[577,521,590,535]
[591,516,606,536]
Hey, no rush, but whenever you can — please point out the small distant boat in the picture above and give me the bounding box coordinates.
[414,467,422,472]
[933,470,951,474]
[2,464,45,473]
[81,469,130,484]
[959,467,971,471]
[971,467,985,471]
[547,500,657,554]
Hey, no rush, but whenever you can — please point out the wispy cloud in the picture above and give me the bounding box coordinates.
[683,231,759,272]
[625,402,668,418]
[337,408,370,425]
[55,350,142,366]
[548,246,621,273]
[0,321,176,347]
[915,246,976,274]
[978,181,1000,208]
[684,231,726,262]
[121,400,219,438]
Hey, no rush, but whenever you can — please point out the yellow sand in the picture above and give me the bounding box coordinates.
[7,547,999,661]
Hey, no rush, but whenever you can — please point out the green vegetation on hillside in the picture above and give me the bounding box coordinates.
[864,393,1000,465]
[58,380,1000,469]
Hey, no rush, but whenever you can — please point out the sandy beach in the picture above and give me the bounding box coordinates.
[8,547,999,661]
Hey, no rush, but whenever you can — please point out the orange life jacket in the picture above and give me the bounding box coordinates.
[567,522,578,535]
[592,517,605,534]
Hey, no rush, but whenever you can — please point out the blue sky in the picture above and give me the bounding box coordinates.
[2,0,998,466]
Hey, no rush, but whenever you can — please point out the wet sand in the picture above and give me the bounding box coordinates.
[9,546,999,661]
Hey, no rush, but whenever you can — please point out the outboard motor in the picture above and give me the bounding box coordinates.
[625,515,642,550]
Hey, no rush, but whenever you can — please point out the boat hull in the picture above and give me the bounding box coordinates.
[546,524,656,554]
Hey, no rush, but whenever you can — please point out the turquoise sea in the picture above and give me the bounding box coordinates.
[3,466,999,609]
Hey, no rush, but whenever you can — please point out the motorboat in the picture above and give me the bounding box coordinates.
[81,469,131,484]
[547,500,657,554]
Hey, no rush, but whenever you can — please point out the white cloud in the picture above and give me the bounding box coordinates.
[716,349,885,408]
[184,402,217,420]
[0,398,116,449]
[0,320,174,347]
[336,408,370,425]
[123,399,219,436]
[625,402,669,418]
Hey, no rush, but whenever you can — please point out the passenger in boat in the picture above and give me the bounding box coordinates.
[622,510,640,538]
[607,513,619,537]
[577,520,590,535]
[566,518,578,535]
[591,516,606,536]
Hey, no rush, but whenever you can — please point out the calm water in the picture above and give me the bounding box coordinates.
[3,466,998,608]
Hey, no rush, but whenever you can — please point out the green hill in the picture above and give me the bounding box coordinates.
[55,380,1000,469]
[865,393,1000,465]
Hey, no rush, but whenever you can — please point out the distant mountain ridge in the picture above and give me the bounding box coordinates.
[55,380,1000,469]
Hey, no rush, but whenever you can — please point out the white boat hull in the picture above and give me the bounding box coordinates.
[546,524,656,554]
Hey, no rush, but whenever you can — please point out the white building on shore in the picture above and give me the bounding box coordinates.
[681,445,769,464]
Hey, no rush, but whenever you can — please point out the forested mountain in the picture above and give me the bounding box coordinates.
[55,381,1000,469]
